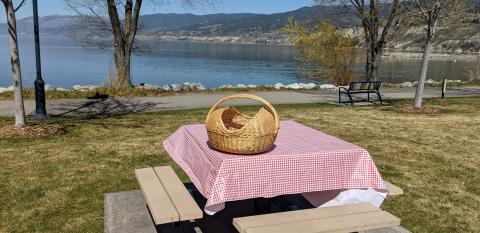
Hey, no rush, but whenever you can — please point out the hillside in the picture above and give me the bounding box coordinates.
[138,13,258,32]
[0,15,77,34]
[172,6,357,34]
[0,6,356,34]
[1,5,479,53]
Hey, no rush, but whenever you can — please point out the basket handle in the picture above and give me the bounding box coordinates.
[205,93,280,129]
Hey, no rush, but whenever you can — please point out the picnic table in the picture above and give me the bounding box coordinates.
[164,121,387,215]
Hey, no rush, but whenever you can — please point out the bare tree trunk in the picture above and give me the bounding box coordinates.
[368,0,379,81]
[3,0,26,127]
[357,0,400,81]
[365,44,373,80]
[370,49,380,80]
[106,0,141,90]
[363,23,373,80]
[414,20,437,108]
[366,49,381,80]
[113,49,132,89]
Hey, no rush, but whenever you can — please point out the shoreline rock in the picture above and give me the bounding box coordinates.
[0,86,14,93]
[73,85,101,92]
[137,82,206,91]
[0,79,471,95]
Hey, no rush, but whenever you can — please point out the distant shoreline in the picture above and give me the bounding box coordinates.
[136,35,289,46]
[382,51,480,62]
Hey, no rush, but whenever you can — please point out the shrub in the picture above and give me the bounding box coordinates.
[283,17,358,86]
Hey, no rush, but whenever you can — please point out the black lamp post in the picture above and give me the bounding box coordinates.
[33,0,47,119]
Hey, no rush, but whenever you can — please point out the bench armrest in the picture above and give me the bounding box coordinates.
[339,87,349,93]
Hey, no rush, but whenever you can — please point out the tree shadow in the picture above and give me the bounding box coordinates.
[448,87,480,95]
[49,98,158,119]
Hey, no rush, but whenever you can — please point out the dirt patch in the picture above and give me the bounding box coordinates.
[0,124,65,138]
[396,105,442,114]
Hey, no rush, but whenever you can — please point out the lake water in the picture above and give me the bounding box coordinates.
[0,34,477,88]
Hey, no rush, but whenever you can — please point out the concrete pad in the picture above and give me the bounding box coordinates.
[105,190,199,233]
[104,190,157,233]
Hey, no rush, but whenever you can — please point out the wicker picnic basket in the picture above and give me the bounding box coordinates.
[205,93,280,155]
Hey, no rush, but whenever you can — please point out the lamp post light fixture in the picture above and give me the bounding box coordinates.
[32,0,47,119]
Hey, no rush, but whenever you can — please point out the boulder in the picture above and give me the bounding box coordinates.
[273,83,285,90]
[73,85,99,92]
[446,79,462,83]
[44,84,54,91]
[194,83,206,91]
[180,83,192,91]
[169,84,182,92]
[425,79,439,85]
[235,84,247,88]
[142,84,161,90]
[218,84,233,89]
[162,85,171,91]
[285,83,302,89]
[301,83,317,89]
[399,82,413,88]
[182,82,206,91]
[56,87,70,91]
[319,84,337,90]
[0,86,14,93]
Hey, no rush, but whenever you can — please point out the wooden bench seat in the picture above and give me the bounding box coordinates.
[383,181,403,196]
[233,203,401,233]
[135,166,203,225]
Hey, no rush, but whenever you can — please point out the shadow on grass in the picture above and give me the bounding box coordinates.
[50,98,159,119]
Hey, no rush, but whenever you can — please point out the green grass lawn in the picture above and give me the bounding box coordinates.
[0,97,479,233]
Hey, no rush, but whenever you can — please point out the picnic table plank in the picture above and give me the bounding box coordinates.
[241,210,400,233]
[384,181,404,196]
[153,166,203,221]
[233,203,379,232]
[135,168,179,224]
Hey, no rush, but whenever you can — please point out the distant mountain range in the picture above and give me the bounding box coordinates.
[0,5,357,35]
[1,5,479,52]
[0,15,78,34]
[142,6,357,34]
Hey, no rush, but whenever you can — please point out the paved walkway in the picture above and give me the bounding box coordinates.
[0,87,479,117]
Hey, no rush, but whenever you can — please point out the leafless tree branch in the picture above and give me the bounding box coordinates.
[13,0,26,12]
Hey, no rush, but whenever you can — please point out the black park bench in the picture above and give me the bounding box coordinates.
[338,80,383,106]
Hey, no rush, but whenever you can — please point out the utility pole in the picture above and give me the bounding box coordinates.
[33,0,47,118]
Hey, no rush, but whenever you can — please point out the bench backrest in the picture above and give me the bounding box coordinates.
[349,81,382,91]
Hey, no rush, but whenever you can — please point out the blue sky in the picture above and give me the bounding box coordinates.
[1,0,313,22]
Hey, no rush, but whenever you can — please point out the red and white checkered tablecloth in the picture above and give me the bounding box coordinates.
[163,121,386,214]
